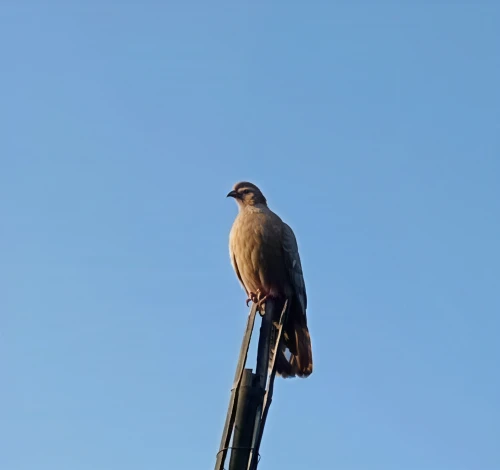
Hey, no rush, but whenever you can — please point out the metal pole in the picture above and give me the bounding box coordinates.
[215,304,258,470]
[215,299,289,470]
[248,300,289,470]
[245,300,275,469]
[228,370,262,470]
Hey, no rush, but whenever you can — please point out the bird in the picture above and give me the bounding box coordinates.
[227,181,313,378]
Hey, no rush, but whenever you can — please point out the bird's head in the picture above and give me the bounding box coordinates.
[227,182,267,208]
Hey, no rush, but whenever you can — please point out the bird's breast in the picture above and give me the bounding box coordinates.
[229,210,288,296]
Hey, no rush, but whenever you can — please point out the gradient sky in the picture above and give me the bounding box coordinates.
[1,3,499,470]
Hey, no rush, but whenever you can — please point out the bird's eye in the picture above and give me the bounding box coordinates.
[243,189,250,194]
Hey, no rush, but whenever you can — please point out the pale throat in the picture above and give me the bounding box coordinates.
[243,203,267,213]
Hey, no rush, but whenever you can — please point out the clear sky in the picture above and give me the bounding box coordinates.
[1,2,499,470]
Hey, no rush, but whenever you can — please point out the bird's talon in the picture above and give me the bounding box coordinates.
[245,290,270,315]
[246,292,259,307]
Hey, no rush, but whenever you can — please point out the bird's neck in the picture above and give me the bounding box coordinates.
[241,203,268,214]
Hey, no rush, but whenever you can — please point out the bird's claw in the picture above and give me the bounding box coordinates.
[246,290,270,315]
[246,292,259,307]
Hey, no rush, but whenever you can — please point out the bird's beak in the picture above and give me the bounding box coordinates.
[226,190,239,199]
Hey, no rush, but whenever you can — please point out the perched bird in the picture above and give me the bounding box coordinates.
[227,181,313,378]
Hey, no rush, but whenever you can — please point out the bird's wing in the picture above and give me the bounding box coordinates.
[281,222,307,311]
[231,251,249,296]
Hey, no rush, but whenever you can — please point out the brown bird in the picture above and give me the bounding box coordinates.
[227,181,313,378]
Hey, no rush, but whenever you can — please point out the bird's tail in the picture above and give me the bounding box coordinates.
[271,300,313,378]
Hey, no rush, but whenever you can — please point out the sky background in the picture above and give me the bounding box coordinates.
[1,2,499,470]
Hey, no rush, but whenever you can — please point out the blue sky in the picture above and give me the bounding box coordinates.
[1,2,499,470]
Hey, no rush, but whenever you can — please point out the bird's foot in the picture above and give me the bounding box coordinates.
[246,291,259,307]
[246,293,255,307]
[246,290,269,315]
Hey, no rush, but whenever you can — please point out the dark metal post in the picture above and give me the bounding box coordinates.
[215,299,289,470]
[228,370,262,470]
[248,300,288,470]
[215,304,258,470]
[245,300,275,469]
